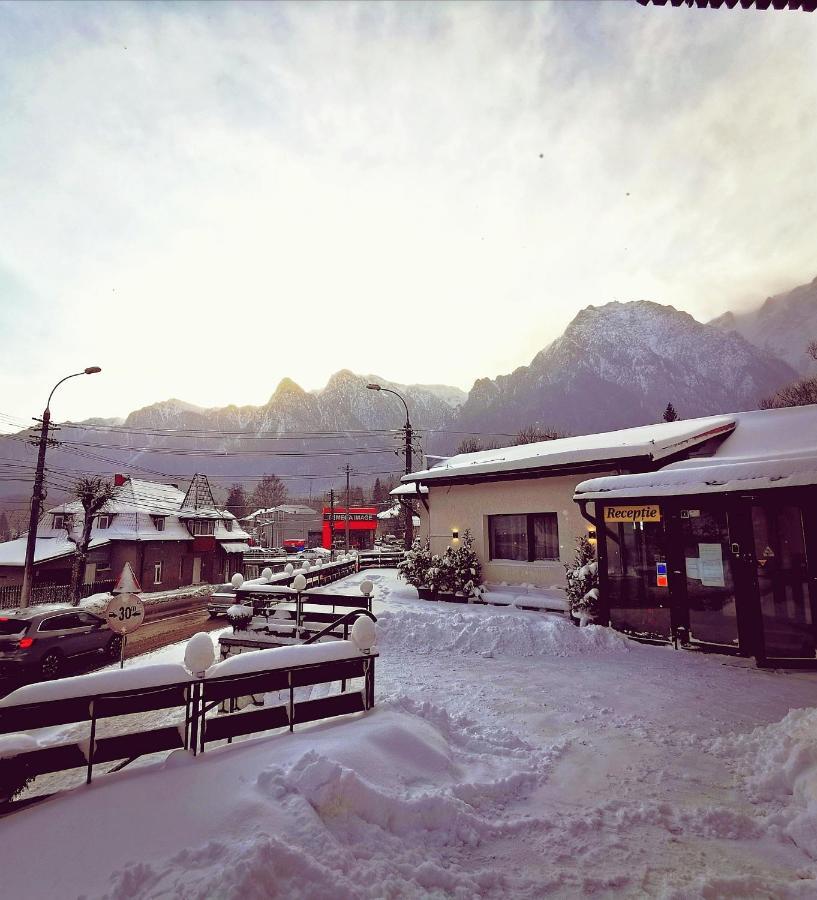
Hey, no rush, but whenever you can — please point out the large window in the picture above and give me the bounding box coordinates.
[488,513,559,562]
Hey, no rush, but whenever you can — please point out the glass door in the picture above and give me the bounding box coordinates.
[751,504,816,660]
[678,508,740,648]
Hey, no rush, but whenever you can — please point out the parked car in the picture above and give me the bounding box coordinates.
[0,608,123,679]
[207,584,237,618]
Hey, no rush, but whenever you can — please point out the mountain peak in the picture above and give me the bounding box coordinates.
[270,378,307,402]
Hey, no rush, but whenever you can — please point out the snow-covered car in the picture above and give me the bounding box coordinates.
[0,608,123,679]
[207,584,237,618]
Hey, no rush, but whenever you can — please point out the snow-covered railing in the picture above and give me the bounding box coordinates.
[0,631,378,808]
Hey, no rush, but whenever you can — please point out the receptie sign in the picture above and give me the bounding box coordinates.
[604,504,661,524]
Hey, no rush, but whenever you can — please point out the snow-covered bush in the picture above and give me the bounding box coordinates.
[397,539,432,589]
[564,536,599,623]
[226,604,254,633]
[447,530,482,598]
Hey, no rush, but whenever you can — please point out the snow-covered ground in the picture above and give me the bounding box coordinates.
[3,569,817,899]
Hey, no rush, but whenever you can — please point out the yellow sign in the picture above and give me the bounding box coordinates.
[604,504,661,524]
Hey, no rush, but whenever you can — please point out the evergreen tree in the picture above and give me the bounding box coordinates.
[225,484,249,519]
[0,512,8,542]
[662,402,679,422]
[397,538,432,589]
[371,478,386,504]
[250,474,287,511]
[564,536,599,623]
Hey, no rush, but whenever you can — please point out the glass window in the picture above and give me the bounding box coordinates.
[192,520,215,536]
[152,516,166,532]
[75,612,102,627]
[154,561,163,585]
[489,514,527,561]
[488,513,559,562]
[604,517,671,640]
[96,515,112,530]
[0,618,28,636]
[39,614,82,632]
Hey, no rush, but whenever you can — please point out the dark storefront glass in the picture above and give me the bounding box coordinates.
[752,505,815,659]
[604,519,671,640]
[679,508,739,648]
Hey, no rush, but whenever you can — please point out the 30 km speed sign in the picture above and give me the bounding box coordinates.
[105,594,145,635]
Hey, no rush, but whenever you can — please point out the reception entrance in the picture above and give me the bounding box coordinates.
[592,495,817,667]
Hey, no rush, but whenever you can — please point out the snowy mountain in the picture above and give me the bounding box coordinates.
[710,275,817,375]
[456,300,797,435]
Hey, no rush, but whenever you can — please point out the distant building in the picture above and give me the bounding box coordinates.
[0,473,250,590]
[244,505,323,550]
[321,506,378,551]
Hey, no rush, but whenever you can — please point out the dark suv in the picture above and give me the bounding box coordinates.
[0,608,122,679]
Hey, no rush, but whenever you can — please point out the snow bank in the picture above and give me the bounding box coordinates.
[0,663,191,708]
[206,640,365,679]
[709,705,817,859]
[0,732,39,759]
[376,605,629,658]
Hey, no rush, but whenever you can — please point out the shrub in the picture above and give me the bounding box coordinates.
[565,536,599,622]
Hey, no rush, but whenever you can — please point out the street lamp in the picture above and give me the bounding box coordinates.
[20,367,102,608]
[366,382,414,549]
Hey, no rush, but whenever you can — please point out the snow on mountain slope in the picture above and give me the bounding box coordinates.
[457,300,796,435]
[711,275,817,375]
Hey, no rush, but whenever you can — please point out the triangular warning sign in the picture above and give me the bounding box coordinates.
[762,546,775,559]
[113,561,142,595]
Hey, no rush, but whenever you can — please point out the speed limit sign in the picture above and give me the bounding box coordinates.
[104,594,145,635]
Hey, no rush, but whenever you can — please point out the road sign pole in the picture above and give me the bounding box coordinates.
[120,633,127,670]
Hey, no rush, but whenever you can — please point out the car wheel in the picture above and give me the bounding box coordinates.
[106,634,123,660]
[40,650,63,679]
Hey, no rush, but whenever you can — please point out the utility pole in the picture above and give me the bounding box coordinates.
[328,489,335,560]
[343,464,352,552]
[20,367,102,608]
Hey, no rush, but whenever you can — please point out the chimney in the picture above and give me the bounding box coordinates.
[114,474,127,487]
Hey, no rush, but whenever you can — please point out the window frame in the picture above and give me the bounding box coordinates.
[52,513,73,530]
[192,519,215,536]
[153,560,163,585]
[152,516,167,532]
[488,512,560,563]
[96,514,112,530]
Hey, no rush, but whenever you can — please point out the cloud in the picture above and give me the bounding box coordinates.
[0,1,815,421]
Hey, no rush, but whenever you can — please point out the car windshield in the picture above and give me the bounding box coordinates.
[0,617,29,636]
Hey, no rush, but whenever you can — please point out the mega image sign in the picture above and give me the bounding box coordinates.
[603,504,661,524]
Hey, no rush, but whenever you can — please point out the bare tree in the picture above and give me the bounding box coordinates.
[807,340,817,362]
[63,477,116,605]
[456,437,485,454]
[250,474,287,511]
[513,425,565,445]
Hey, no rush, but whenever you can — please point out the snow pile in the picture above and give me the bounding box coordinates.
[0,704,564,899]
[376,605,629,657]
[710,705,817,859]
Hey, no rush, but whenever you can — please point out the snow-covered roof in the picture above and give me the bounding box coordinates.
[219,541,251,554]
[377,505,401,519]
[574,406,817,500]
[390,482,429,496]
[0,537,111,566]
[403,415,737,484]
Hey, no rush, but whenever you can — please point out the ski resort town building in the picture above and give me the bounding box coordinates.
[400,416,741,592]
[0,474,250,590]
[574,405,817,667]
[242,505,323,550]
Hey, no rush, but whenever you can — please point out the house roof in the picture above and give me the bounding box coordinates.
[574,406,817,501]
[390,483,429,496]
[403,415,737,485]
[0,537,111,567]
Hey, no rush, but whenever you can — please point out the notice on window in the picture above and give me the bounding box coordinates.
[698,543,725,587]
[685,557,700,580]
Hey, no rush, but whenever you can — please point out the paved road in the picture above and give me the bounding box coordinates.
[124,607,226,659]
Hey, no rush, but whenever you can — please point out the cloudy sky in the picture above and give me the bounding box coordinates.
[1,1,815,424]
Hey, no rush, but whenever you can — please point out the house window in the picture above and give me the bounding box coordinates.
[488,513,560,562]
[152,516,166,532]
[224,519,233,532]
[52,514,73,530]
[192,520,215,536]
[154,561,163,585]
[97,515,112,530]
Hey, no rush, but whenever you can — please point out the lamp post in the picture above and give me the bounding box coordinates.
[366,382,413,549]
[20,367,102,608]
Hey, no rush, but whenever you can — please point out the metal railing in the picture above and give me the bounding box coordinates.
[0,579,117,611]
